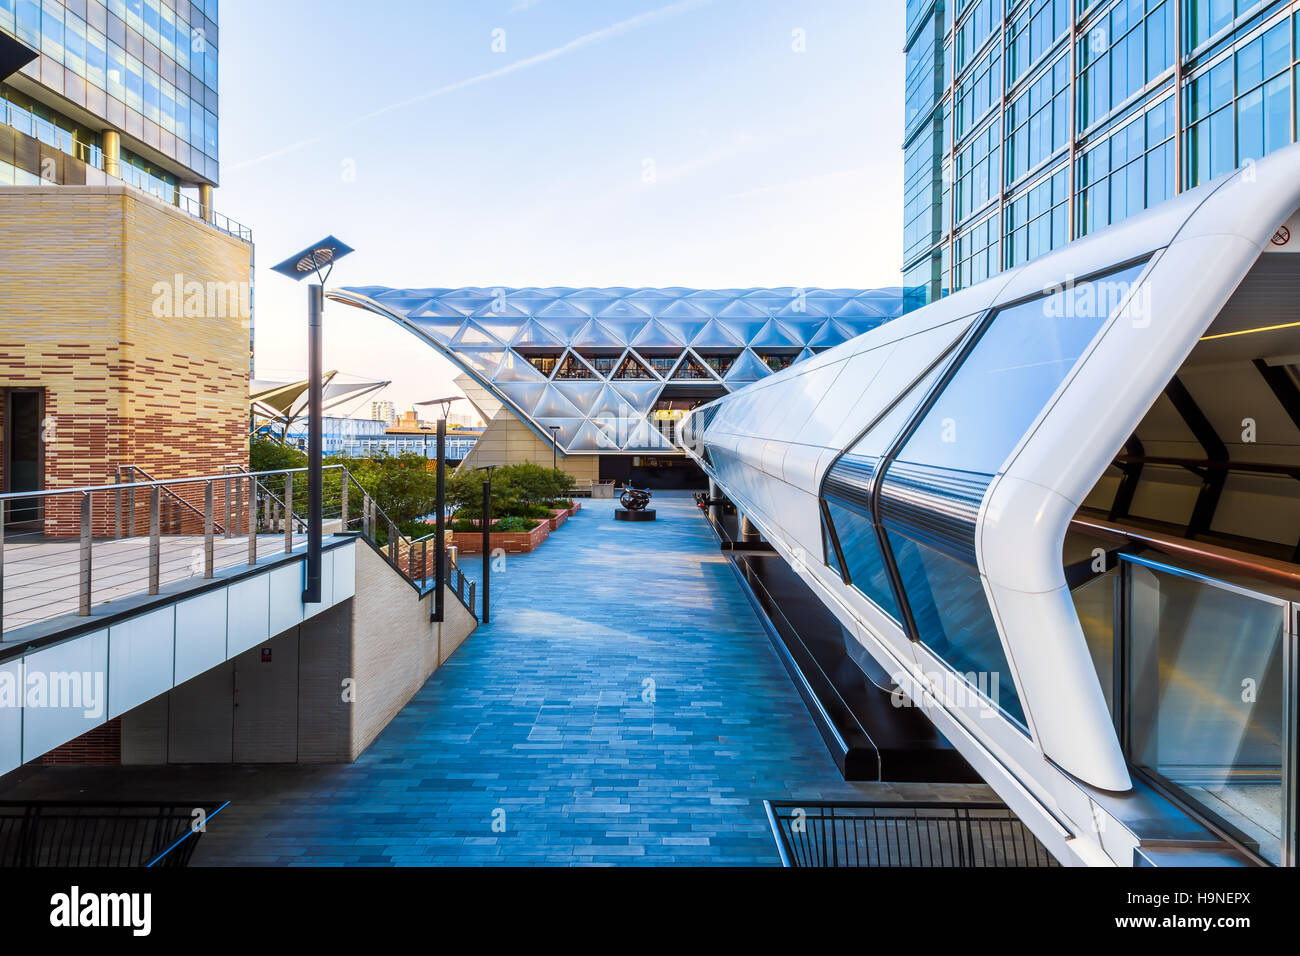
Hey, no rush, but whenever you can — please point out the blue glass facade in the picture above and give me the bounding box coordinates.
[1,0,219,186]
[903,0,1300,306]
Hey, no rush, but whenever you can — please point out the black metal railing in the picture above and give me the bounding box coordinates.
[0,802,222,868]
[764,800,1059,867]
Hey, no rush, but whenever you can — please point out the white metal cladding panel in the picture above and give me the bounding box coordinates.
[798,349,892,449]
[174,588,228,686]
[227,572,272,657]
[108,608,176,720]
[782,443,824,489]
[269,561,307,638]
[21,629,109,761]
[0,661,21,771]
[304,548,336,615]
[333,542,357,601]
[769,360,849,439]
[823,317,976,455]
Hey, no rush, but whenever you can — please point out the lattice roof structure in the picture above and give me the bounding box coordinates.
[329,286,904,454]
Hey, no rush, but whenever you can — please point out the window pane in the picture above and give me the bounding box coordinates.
[894,261,1148,475]
[1127,561,1287,865]
[887,528,1027,726]
[826,501,901,622]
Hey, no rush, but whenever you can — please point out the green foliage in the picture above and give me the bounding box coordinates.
[447,465,574,522]
[251,436,305,473]
[348,453,440,526]
[490,516,538,533]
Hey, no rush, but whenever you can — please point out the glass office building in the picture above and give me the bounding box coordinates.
[1,0,220,198]
[904,0,1300,305]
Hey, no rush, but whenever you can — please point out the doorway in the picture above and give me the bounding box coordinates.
[2,388,44,527]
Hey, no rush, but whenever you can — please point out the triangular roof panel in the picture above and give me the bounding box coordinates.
[511,319,566,348]
[534,417,585,447]
[748,318,804,349]
[532,385,584,419]
[724,349,772,384]
[609,380,662,415]
[569,419,622,452]
[493,352,549,383]
[553,380,604,416]
[497,382,549,416]
[571,319,627,349]
[689,319,746,348]
[451,320,503,348]
[632,320,686,349]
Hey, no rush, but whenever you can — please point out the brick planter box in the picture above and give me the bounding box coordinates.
[451,520,550,554]
[548,509,568,532]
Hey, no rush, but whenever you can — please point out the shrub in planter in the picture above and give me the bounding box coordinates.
[490,516,538,533]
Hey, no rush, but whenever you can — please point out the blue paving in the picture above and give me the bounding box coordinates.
[351,493,869,865]
[7,493,878,865]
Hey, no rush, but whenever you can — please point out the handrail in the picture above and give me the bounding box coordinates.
[1070,514,1300,591]
[0,464,350,501]
[117,465,227,535]
[0,461,463,632]
[1113,454,1300,479]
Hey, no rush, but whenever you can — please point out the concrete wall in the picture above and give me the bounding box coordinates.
[349,544,477,757]
[116,550,478,765]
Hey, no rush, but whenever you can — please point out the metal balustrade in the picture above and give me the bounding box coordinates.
[0,464,474,635]
[764,800,1059,867]
[0,801,220,868]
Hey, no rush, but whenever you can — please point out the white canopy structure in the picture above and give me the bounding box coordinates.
[680,143,1300,867]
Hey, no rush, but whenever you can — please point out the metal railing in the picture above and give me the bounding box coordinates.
[0,801,219,867]
[0,463,475,634]
[764,800,1059,867]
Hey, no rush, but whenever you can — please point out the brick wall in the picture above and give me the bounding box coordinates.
[0,186,252,536]
[41,718,122,765]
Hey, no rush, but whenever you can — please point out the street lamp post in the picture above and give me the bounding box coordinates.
[270,237,355,604]
[550,425,561,471]
[475,465,497,625]
[415,397,465,625]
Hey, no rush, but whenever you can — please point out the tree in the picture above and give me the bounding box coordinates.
[349,453,440,526]
[251,436,305,472]
[446,469,519,521]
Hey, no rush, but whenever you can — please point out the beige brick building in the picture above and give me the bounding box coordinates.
[0,185,253,535]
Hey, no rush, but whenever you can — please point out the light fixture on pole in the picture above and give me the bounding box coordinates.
[414,396,465,625]
[549,425,561,471]
[474,465,497,625]
[270,236,355,604]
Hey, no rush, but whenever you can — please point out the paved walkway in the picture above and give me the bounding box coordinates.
[0,493,980,865]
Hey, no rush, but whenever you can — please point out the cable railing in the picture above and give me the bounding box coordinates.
[764,800,1059,867]
[0,464,474,635]
[0,801,221,868]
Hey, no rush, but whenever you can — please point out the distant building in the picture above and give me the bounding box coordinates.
[280,416,480,461]
[369,400,396,427]
[903,0,1300,306]
[329,286,905,489]
[391,409,424,432]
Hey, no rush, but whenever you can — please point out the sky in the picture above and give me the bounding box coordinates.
[218,0,906,416]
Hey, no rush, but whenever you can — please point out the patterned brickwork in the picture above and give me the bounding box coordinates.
[0,186,252,536]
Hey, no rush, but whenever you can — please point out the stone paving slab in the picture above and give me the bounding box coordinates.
[0,493,993,865]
